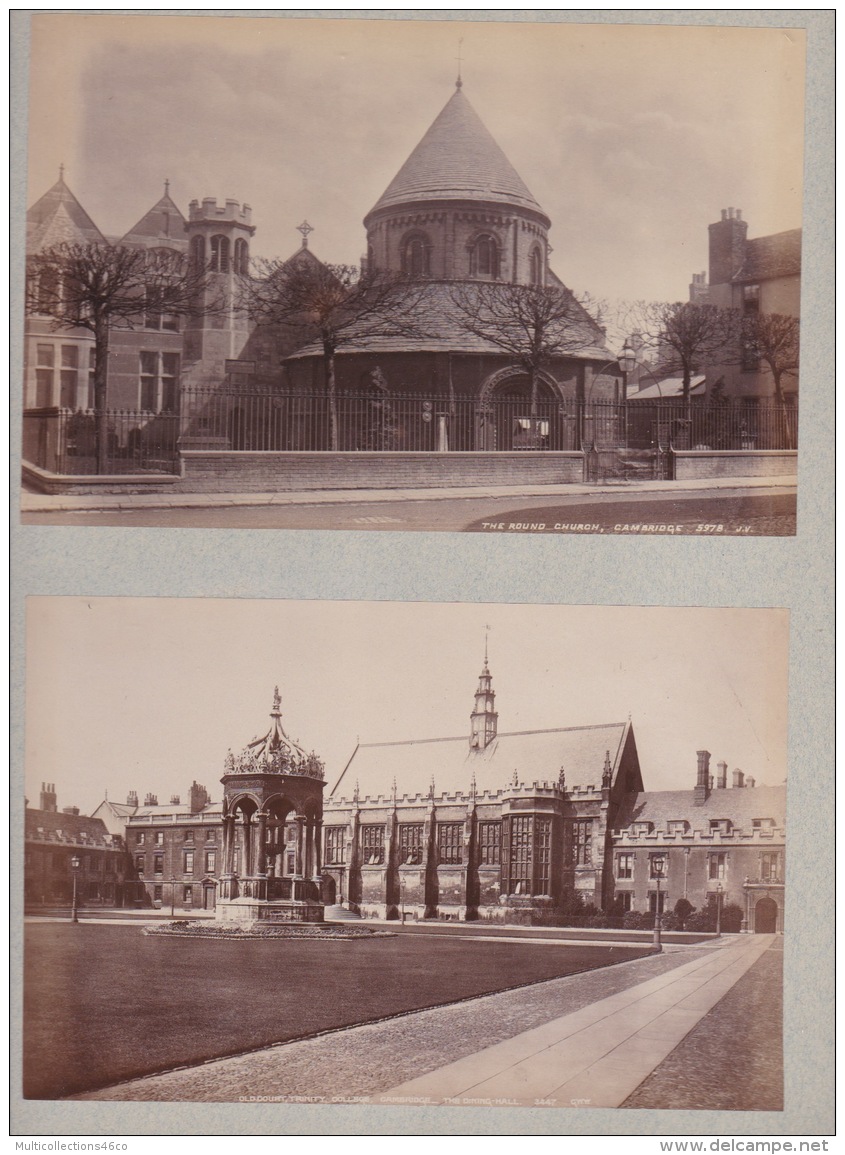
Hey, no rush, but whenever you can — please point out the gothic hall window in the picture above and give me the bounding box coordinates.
[529,246,544,285]
[324,826,346,865]
[399,824,424,865]
[569,819,593,866]
[470,233,500,279]
[437,823,463,865]
[361,825,385,866]
[503,815,551,896]
[477,821,500,865]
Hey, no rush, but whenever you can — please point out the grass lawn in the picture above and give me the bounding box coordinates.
[23,923,650,1099]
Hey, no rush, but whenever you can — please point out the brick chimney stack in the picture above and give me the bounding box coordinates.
[732,769,745,788]
[144,792,158,806]
[709,207,748,287]
[126,790,138,807]
[189,781,209,814]
[39,782,57,812]
[694,750,711,806]
[716,760,728,789]
[170,794,181,806]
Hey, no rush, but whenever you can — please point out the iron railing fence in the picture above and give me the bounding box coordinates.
[22,391,798,475]
[22,406,181,475]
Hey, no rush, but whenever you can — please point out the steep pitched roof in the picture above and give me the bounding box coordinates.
[733,228,802,283]
[613,783,786,833]
[120,187,187,248]
[27,176,107,251]
[330,721,630,801]
[366,87,548,223]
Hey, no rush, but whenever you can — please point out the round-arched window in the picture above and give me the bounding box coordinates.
[470,234,500,279]
[402,233,431,277]
[529,246,544,285]
[189,235,205,270]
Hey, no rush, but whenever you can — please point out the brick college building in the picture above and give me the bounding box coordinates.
[27,658,785,934]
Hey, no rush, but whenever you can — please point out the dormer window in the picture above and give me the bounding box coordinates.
[469,233,500,279]
[631,821,653,836]
[668,820,688,835]
[752,818,775,829]
[709,819,732,834]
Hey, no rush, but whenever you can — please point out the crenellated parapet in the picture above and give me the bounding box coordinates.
[188,197,253,226]
[612,824,785,846]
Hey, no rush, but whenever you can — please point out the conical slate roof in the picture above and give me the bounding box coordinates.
[27,174,107,251]
[365,87,548,223]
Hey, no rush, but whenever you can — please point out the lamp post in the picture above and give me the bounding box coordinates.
[70,855,80,923]
[652,856,665,953]
[715,882,723,937]
[400,872,406,924]
[170,875,176,919]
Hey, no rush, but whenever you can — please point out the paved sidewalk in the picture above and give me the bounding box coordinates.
[69,936,771,1105]
[377,934,773,1108]
[21,473,795,514]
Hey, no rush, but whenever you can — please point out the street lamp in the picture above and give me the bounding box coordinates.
[618,341,636,402]
[715,882,723,937]
[170,875,176,918]
[652,856,665,953]
[70,855,80,923]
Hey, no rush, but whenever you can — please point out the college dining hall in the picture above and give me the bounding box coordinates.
[35,651,786,934]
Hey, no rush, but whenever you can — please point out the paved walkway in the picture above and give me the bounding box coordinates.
[377,934,773,1108]
[21,473,795,513]
[69,935,773,1106]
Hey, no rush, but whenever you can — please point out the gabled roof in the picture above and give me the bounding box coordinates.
[330,721,631,801]
[733,228,802,283]
[120,187,187,248]
[613,783,786,832]
[27,175,107,251]
[365,87,548,224]
[286,279,610,361]
[631,375,706,400]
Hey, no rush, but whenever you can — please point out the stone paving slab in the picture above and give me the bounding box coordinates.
[378,935,772,1108]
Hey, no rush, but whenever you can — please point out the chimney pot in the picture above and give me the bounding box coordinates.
[721,209,728,221]
[732,769,744,788]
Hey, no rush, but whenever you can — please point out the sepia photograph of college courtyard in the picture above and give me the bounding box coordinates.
[18,15,803,535]
[20,599,791,1116]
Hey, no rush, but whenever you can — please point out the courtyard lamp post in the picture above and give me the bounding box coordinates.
[583,345,635,453]
[652,856,665,954]
[170,875,176,918]
[715,881,723,937]
[70,855,80,923]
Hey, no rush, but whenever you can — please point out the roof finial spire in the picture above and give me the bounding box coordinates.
[271,686,281,716]
[297,220,314,249]
[59,162,65,182]
[456,36,463,89]
[164,178,170,197]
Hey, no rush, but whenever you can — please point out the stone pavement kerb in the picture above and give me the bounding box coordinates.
[21,473,796,513]
[378,933,773,1109]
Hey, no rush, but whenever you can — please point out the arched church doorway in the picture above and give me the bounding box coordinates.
[755,896,778,933]
[476,370,569,451]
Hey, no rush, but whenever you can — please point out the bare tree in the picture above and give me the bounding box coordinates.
[246,259,427,449]
[449,281,605,426]
[624,300,743,409]
[27,242,217,471]
[742,311,800,404]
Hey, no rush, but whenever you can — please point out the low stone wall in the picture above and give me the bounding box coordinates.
[22,461,181,496]
[176,450,586,493]
[673,449,797,481]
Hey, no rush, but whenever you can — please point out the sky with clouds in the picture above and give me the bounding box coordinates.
[23,13,805,306]
[25,598,788,816]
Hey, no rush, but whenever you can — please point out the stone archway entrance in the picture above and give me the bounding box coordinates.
[476,367,573,451]
[755,896,778,933]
